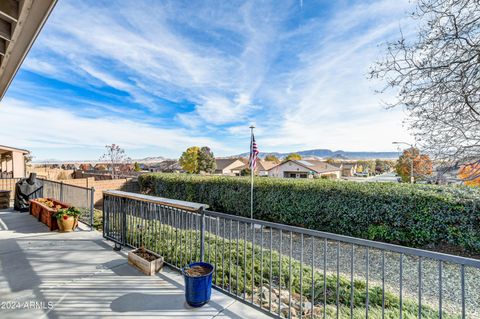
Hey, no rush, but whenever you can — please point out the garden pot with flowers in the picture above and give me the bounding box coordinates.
[55,207,81,232]
[30,198,70,231]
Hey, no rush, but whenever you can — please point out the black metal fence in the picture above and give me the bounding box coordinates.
[103,190,480,319]
[1,177,95,228]
[0,172,13,178]
[39,179,95,228]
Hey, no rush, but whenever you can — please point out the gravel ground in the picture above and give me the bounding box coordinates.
[202,218,480,318]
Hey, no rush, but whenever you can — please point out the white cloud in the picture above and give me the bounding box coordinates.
[22,58,59,77]
[79,64,132,92]
[0,99,231,159]
[254,0,415,151]
[24,0,287,119]
[5,0,417,158]
[179,93,258,126]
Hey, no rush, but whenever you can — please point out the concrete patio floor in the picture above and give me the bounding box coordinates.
[0,208,271,319]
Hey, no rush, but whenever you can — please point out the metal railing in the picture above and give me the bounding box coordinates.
[0,172,13,178]
[0,178,21,196]
[1,177,96,229]
[39,179,95,229]
[103,190,480,319]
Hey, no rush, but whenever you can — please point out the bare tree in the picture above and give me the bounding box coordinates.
[370,0,480,180]
[100,144,130,179]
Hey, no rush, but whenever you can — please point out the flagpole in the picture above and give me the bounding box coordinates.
[249,125,255,220]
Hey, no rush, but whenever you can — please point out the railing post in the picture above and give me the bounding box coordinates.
[103,193,107,236]
[199,206,205,262]
[60,181,64,202]
[90,187,95,231]
[122,197,127,247]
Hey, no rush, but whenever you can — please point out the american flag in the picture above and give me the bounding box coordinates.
[249,133,259,170]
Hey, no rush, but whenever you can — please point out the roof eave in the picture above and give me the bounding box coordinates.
[0,0,57,101]
[0,144,29,153]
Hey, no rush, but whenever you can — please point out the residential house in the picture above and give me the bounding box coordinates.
[0,145,30,178]
[268,159,341,179]
[214,158,245,175]
[79,163,94,171]
[61,163,77,170]
[341,163,358,177]
[234,159,278,177]
[118,163,134,173]
[257,160,278,176]
[94,163,108,171]
[429,163,463,185]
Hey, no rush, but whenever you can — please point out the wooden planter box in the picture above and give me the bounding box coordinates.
[29,198,70,231]
[0,190,10,209]
[128,248,164,276]
[30,199,43,218]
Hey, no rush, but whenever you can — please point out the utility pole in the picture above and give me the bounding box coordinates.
[249,125,255,220]
[393,141,415,184]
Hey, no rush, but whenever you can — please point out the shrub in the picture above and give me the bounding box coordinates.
[138,173,480,252]
[92,209,103,230]
[128,221,459,318]
[57,171,70,180]
[55,207,82,219]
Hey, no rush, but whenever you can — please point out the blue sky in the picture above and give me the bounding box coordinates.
[0,0,414,161]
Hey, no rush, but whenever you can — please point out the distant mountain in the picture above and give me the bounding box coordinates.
[33,149,397,165]
[33,156,168,164]
[136,156,167,163]
[235,149,398,160]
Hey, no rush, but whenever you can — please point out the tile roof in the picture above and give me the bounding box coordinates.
[215,158,244,170]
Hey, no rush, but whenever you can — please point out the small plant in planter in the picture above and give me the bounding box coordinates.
[55,207,81,232]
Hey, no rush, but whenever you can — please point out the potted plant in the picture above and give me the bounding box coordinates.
[182,262,214,307]
[30,198,70,231]
[55,207,81,232]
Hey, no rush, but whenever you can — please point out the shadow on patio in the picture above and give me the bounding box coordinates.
[0,208,270,319]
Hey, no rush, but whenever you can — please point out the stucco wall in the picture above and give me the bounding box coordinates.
[324,171,341,179]
[12,151,25,178]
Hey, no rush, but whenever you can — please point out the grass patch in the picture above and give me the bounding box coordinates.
[78,208,103,230]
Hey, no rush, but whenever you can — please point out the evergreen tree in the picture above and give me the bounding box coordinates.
[198,146,216,173]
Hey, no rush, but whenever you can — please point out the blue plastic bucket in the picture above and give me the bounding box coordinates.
[182,262,214,307]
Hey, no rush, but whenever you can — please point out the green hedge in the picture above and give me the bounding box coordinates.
[138,173,480,252]
[129,221,458,318]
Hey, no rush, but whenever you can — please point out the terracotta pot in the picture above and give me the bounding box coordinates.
[58,215,76,232]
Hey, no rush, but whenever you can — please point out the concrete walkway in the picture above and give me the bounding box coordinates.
[0,209,271,319]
